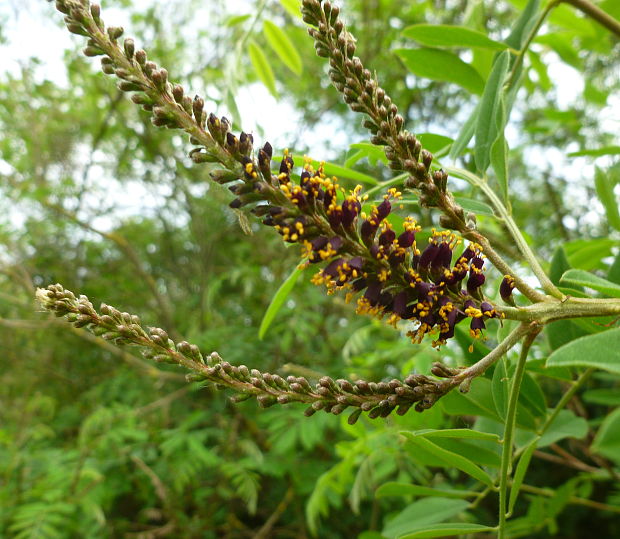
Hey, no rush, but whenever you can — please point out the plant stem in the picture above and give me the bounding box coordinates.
[450,322,533,386]
[562,0,620,37]
[499,296,620,323]
[498,327,541,539]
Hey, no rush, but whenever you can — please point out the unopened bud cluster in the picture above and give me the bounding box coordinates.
[301,0,467,226]
[36,284,467,419]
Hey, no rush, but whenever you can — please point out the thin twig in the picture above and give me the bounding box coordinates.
[562,0,620,37]
[516,483,620,514]
[254,486,295,539]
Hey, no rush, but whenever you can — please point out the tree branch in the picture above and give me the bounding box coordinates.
[562,0,620,38]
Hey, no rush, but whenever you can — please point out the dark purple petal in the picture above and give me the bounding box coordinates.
[328,208,343,228]
[376,199,391,221]
[328,236,344,251]
[456,246,475,263]
[388,251,405,266]
[341,199,361,227]
[500,275,516,305]
[279,155,294,174]
[349,256,364,271]
[352,277,367,291]
[432,242,453,269]
[379,228,396,246]
[471,257,484,270]
[361,220,378,243]
[419,243,439,270]
[415,281,433,302]
[480,302,495,317]
[397,229,416,248]
[323,258,345,277]
[467,271,485,293]
[262,141,273,158]
[470,317,486,332]
[364,282,382,306]
[378,291,393,308]
[311,236,329,250]
[392,291,408,317]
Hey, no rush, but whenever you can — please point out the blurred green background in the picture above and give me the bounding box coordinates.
[1,0,619,537]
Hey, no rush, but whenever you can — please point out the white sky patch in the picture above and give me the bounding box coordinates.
[545,54,584,109]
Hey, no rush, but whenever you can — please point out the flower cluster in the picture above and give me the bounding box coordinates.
[238,152,502,348]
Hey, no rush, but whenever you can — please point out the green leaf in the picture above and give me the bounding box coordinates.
[442,377,501,421]
[592,407,620,465]
[381,498,470,539]
[474,50,510,172]
[453,196,495,217]
[528,50,551,91]
[259,265,304,339]
[359,533,387,539]
[559,269,620,298]
[505,0,541,49]
[547,328,620,375]
[490,131,509,200]
[608,251,620,285]
[348,142,389,166]
[549,246,571,285]
[568,145,620,157]
[395,48,484,95]
[449,101,480,159]
[225,14,252,27]
[548,479,577,518]
[526,357,573,381]
[519,373,547,417]
[376,482,477,499]
[263,20,302,75]
[432,438,501,468]
[416,133,454,155]
[402,24,508,51]
[248,41,277,97]
[594,167,620,231]
[400,523,495,538]
[509,438,538,513]
[545,320,587,351]
[271,154,379,185]
[409,428,500,442]
[279,0,302,19]
[582,389,620,406]
[402,434,494,486]
[535,32,581,68]
[565,238,618,271]
[538,409,588,447]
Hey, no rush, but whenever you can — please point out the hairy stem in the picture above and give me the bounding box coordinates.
[450,323,533,386]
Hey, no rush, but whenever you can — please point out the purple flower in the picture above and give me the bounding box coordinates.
[500,275,516,305]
